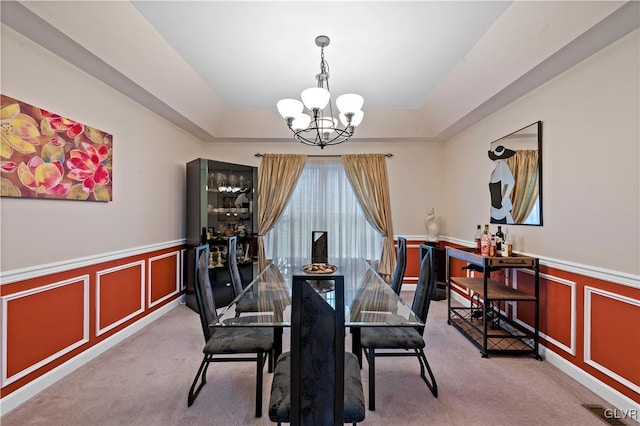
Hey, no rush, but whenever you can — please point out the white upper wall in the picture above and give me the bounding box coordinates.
[1,22,638,279]
[442,29,640,276]
[0,26,204,270]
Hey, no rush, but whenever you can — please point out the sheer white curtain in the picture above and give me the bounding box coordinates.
[264,158,382,261]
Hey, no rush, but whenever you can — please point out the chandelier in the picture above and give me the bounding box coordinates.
[276,35,364,149]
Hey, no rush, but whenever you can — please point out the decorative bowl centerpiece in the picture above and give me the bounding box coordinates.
[302,263,337,274]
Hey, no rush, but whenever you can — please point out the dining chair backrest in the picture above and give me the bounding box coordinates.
[411,249,436,335]
[291,274,345,425]
[194,244,218,342]
[228,236,243,297]
[389,237,407,294]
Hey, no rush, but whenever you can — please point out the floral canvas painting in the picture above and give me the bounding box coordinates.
[1,95,112,201]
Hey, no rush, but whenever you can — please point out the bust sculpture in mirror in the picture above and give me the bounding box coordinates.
[488,121,542,226]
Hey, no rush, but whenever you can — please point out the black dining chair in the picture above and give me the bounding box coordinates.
[228,236,247,300]
[229,236,286,317]
[268,275,365,425]
[228,235,263,317]
[187,244,274,418]
[360,249,438,411]
[389,236,407,294]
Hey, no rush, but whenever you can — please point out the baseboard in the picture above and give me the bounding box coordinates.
[0,296,184,415]
[448,289,639,413]
[401,283,417,291]
[450,289,468,306]
[541,347,640,413]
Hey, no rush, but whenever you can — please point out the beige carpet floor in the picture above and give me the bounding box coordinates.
[1,293,631,426]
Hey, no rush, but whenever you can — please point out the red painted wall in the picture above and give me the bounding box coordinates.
[1,246,183,398]
[3,240,638,406]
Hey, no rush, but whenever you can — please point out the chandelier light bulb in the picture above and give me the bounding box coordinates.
[291,113,311,130]
[318,117,337,135]
[339,109,364,127]
[336,93,364,114]
[301,87,330,111]
[277,98,303,119]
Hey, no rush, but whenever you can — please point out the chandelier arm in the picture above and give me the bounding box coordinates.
[321,128,354,145]
[293,133,329,149]
[292,126,354,147]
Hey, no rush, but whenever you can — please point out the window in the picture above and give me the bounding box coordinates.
[264,158,382,261]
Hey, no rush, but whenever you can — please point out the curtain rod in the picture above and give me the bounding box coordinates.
[254,153,393,158]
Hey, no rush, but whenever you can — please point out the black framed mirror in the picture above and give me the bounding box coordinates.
[488,121,542,226]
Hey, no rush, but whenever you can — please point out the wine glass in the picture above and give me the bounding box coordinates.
[216,173,227,192]
[228,174,239,192]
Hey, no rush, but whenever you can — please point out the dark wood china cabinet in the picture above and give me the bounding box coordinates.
[185,158,258,311]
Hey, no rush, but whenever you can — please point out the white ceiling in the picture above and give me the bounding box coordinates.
[131,1,511,109]
[2,1,638,143]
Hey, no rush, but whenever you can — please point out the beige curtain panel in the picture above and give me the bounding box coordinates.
[341,153,396,279]
[506,150,539,223]
[257,154,307,271]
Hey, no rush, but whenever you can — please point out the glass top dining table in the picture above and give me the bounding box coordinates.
[215,257,423,360]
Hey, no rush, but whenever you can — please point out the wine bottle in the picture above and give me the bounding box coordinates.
[490,235,496,257]
[495,226,504,256]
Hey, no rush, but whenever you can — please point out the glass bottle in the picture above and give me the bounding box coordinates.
[501,228,512,257]
[474,225,482,252]
[481,224,490,256]
[495,226,504,256]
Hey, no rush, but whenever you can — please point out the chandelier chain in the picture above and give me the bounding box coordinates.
[319,47,329,79]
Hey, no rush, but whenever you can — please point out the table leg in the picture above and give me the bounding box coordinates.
[351,327,362,367]
[274,326,283,360]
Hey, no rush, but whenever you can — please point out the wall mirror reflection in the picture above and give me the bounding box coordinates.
[488,121,542,226]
